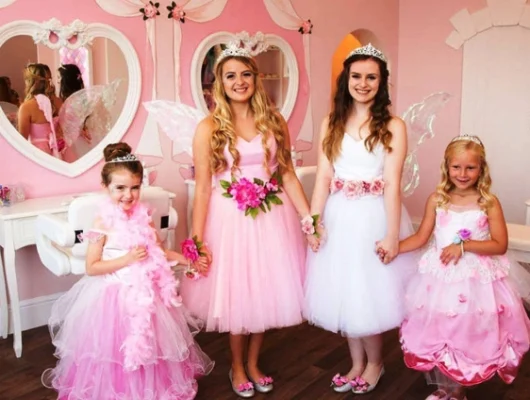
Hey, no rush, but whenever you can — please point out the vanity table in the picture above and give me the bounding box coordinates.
[0,187,175,358]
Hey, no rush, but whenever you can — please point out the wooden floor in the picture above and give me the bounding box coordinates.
[1,323,529,400]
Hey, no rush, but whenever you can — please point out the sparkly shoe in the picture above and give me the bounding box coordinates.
[330,373,354,393]
[351,366,385,394]
[229,369,255,398]
[425,389,450,400]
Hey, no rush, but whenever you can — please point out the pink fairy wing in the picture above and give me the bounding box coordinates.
[35,94,60,156]
[143,100,206,158]
[58,79,122,147]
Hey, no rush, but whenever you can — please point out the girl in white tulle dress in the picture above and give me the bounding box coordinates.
[42,143,213,400]
[304,43,416,395]
[398,135,530,400]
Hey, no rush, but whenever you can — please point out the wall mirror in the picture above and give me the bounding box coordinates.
[190,31,299,120]
[0,18,141,177]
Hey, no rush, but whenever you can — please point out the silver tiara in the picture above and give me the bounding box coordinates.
[216,31,269,64]
[106,154,139,163]
[450,133,484,147]
[345,43,387,63]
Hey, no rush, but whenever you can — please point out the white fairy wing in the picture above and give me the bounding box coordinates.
[143,100,206,158]
[58,79,122,147]
[0,101,18,129]
[401,92,452,197]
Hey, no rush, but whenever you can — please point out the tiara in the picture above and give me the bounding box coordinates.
[216,31,269,64]
[106,154,140,163]
[450,133,484,147]
[345,43,387,63]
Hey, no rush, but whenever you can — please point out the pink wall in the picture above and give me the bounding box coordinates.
[0,0,399,302]
[396,0,485,217]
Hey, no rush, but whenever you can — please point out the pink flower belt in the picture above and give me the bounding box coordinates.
[330,176,385,199]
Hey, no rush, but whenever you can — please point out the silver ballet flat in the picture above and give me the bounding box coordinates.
[248,375,274,393]
[229,369,255,398]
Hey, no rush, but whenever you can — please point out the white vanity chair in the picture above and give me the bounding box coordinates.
[35,187,178,277]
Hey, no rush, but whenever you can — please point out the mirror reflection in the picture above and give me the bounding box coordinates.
[201,44,289,112]
[0,35,128,162]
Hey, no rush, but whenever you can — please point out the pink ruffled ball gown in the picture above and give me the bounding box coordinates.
[400,203,530,386]
[180,134,306,334]
[42,200,214,400]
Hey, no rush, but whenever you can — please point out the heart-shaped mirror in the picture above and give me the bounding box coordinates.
[0,18,141,177]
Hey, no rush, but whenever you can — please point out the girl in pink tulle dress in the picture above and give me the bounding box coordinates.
[398,135,530,400]
[180,42,312,397]
[42,143,213,400]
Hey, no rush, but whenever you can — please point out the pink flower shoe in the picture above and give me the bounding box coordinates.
[229,369,255,398]
[330,373,354,393]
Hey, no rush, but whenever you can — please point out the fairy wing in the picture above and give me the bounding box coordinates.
[58,79,122,146]
[401,92,451,197]
[142,100,206,158]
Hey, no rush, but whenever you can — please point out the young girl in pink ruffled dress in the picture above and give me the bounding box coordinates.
[398,135,530,400]
[42,142,214,400]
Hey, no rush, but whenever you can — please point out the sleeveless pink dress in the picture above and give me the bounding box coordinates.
[29,95,61,158]
[180,134,307,334]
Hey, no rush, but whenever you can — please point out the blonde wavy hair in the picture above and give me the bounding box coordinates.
[323,55,392,163]
[210,55,291,176]
[436,138,494,210]
[24,63,57,115]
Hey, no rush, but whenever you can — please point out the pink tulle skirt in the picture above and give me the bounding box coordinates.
[180,190,306,334]
[43,275,214,400]
[400,269,530,386]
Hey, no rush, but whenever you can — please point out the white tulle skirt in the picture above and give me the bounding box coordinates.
[304,194,417,338]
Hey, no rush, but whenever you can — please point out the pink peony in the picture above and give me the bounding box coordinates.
[361,181,371,194]
[265,178,278,192]
[301,215,315,235]
[181,238,199,262]
[330,177,344,194]
[231,178,262,210]
[371,179,385,196]
[343,180,362,199]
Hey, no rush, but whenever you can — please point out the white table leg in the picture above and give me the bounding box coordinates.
[3,223,22,357]
[0,251,8,339]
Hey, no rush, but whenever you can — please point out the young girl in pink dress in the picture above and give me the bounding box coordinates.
[398,135,530,400]
[18,63,64,158]
[180,39,312,398]
[42,142,213,400]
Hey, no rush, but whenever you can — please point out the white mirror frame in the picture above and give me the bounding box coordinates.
[0,18,141,177]
[190,31,299,120]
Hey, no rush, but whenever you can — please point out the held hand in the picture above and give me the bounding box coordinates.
[126,246,148,264]
[440,243,462,266]
[307,234,321,252]
[375,237,399,265]
[194,245,212,275]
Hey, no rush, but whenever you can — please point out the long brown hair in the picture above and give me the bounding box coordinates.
[23,63,57,115]
[323,54,392,163]
[101,142,143,186]
[210,55,291,176]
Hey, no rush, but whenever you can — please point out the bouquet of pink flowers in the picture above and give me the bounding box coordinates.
[220,171,284,219]
[180,235,206,280]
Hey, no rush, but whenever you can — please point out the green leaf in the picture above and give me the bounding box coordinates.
[249,207,259,219]
[220,180,231,189]
[245,207,251,216]
[222,193,233,198]
[254,178,264,186]
[259,203,267,213]
[265,200,271,211]
[268,195,284,205]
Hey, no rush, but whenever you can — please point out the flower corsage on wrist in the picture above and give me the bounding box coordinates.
[301,214,322,238]
[452,228,472,256]
[180,235,206,280]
